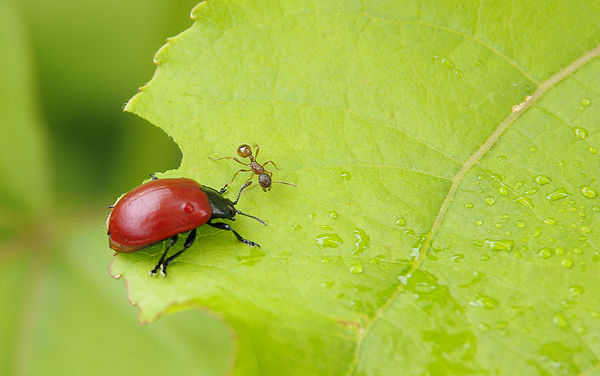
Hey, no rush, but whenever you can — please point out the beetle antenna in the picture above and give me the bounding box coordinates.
[236,210,268,226]
[233,181,253,205]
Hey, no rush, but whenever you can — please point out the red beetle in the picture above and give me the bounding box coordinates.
[107,177,265,276]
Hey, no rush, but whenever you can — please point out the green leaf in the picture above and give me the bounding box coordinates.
[117,0,600,374]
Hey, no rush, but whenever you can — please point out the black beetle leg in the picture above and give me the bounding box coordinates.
[159,229,198,276]
[150,234,178,276]
[208,221,260,247]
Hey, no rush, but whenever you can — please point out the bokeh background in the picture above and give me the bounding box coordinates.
[1,0,231,374]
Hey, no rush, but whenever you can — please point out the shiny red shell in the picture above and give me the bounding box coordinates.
[107,178,212,253]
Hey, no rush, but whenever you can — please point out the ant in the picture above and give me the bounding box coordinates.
[210,144,297,192]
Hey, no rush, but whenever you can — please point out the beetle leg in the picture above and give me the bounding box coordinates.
[160,229,198,276]
[208,221,260,247]
[150,234,178,276]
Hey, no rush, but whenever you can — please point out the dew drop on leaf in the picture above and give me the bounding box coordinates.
[514,196,534,209]
[315,234,343,248]
[581,186,598,198]
[351,229,370,255]
[546,188,571,201]
[553,313,568,329]
[574,127,588,140]
[538,248,552,259]
[396,218,406,226]
[534,175,551,185]
[349,264,364,274]
[465,202,474,208]
[485,196,495,205]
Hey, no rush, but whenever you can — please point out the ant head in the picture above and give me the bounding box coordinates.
[237,144,253,159]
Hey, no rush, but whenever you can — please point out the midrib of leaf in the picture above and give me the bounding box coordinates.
[345,44,600,375]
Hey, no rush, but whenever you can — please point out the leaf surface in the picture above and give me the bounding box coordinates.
[117,1,600,374]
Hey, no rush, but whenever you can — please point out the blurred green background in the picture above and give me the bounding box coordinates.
[0,0,231,375]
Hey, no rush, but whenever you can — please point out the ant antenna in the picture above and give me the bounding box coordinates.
[233,181,253,205]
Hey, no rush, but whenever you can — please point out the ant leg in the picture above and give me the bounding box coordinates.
[150,234,179,276]
[208,221,260,247]
[253,144,260,160]
[262,160,282,170]
[273,180,298,188]
[219,169,252,193]
[160,229,197,276]
[209,156,248,167]
[149,174,159,180]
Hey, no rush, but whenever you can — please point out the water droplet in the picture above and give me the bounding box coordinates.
[581,186,598,198]
[532,227,542,238]
[495,223,503,229]
[442,57,455,69]
[574,127,588,140]
[594,206,600,212]
[369,258,379,265]
[465,202,474,208]
[309,212,317,219]
[329,211,338,219]
[292,224,302,230]
[558,160,566,167]
[469,294,499,310]
[321,257,331,263]
[574,247,583,255]
[455,69,463,78]
[480,254,490,261]
[577,326,588,335]
[554,247,564,256]
[553,313,568,329]
[498,155,507,162]
[582,97,591,106]
[516,220,525,228]
[316,233,343,248]
[515,181,524,189]
[538,248,552,258]
[236,248,266,266]
[546,188,571,201]
[485,196,495,205]
[404,229,415,236]
[581,226,591,234]
[514,196,534,209]
[590,146,598,154]
[341,171,352,181]
[396,218,406,226]
[475,60,483,67]
[485,239,515,252]
[530,146,537,153]
[452,254,464,262]
[525,188,539,195]
[318,225,333,230]
[535,175,552,185]
[525,85,531,92]
[498,187,509,196]
[431,54,438,63]
[544,218,557,225]
[349,264,364,274]
[320,281,334,289]
[474,220,483,226]
[351,229,370,255]
[473,239,483,247]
